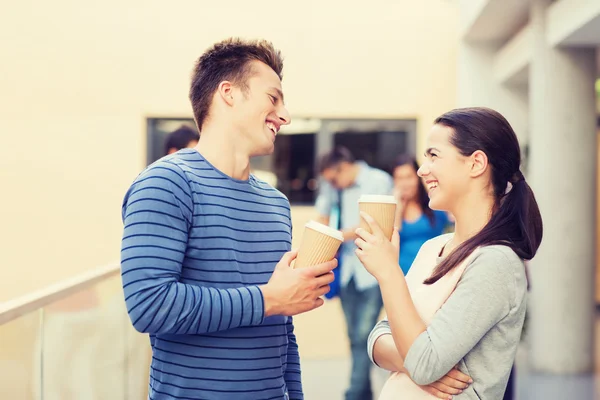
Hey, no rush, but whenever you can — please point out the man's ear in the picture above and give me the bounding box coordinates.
[217,81,235,106]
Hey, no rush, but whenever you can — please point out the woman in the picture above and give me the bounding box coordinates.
[393,155,451,275]
[356,107,542,399]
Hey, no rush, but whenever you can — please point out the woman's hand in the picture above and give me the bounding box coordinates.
[419,368,472,399]
[355,212,401,281]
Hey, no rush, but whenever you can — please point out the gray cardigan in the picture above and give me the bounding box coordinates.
[367,245,527,399]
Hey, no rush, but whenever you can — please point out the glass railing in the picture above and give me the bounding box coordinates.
[0,309,41,399]
[0,264,150,400]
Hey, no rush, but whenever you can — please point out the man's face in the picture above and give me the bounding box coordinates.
[322,162,354,189]
[231,61,291,157]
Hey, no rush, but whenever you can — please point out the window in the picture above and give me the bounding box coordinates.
[146,117,417,204]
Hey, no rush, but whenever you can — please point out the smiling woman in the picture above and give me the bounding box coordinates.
[357,107,543,399]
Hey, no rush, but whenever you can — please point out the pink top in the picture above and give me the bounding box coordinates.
[378,234,478,399]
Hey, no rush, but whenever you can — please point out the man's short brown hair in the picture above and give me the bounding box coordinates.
[318,146,356,173]
[189,38,284,130]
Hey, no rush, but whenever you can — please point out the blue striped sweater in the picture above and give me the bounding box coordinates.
[120,149,302,400]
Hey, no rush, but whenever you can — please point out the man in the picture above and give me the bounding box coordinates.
[315,147,393,400]
[164,124,200,155]
[121,38,337,400]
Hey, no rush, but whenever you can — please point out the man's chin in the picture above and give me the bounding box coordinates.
[251,144,275,157]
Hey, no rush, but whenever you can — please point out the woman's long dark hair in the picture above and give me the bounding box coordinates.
[424,107,543,285]
[392,155,435,227]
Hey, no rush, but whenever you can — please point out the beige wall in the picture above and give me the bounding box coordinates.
[0,0,458,301]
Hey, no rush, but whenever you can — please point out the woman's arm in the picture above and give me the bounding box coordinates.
[368,320,406,372]
[374,334,406,371]
[355,213,431,364]
[356,214,518,386]
[368,320,473,398]
[398,250,516,385]
[378,268,429,362]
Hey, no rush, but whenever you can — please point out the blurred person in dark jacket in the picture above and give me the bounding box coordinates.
[164,125,199,155]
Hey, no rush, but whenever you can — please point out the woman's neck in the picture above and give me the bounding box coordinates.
[446,194,494,254]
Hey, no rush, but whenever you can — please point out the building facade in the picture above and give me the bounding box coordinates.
[457,0,600,374]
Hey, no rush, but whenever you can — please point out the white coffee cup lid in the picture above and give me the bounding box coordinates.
[305,220,344,242]
[358,195,397,204]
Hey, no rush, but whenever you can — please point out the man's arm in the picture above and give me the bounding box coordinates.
[121,162,265,334]
[284,317,304,399]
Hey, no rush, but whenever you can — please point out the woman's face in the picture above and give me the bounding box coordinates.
[393,164,420,202]
[418,124,471,212]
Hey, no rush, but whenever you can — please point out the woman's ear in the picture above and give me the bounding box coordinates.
[469,150,489,178]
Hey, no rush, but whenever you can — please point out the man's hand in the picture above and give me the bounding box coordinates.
[419,367,472,399]
[261,251,338,317]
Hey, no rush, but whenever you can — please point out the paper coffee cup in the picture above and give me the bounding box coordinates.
[358,195,397,240]
[294,220,343,269]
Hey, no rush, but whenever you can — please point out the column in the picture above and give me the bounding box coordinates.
[528,0,598,374]
[457,42,529,145]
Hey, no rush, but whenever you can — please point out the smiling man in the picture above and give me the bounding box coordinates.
[120,38,338,400]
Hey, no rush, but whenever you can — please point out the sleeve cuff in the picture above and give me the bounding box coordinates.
[367,320,391,366]
[403,329,434,383]
[246,285,265,326]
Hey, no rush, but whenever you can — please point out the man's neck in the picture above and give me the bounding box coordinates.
[348,163,360,186]
[194,123,251,181]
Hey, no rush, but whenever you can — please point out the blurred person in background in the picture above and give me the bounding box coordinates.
[164,124,199,155]
[392,154,451,275]
[315,146,393,400]
[358,107,542,399]
[121,38,338,400]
